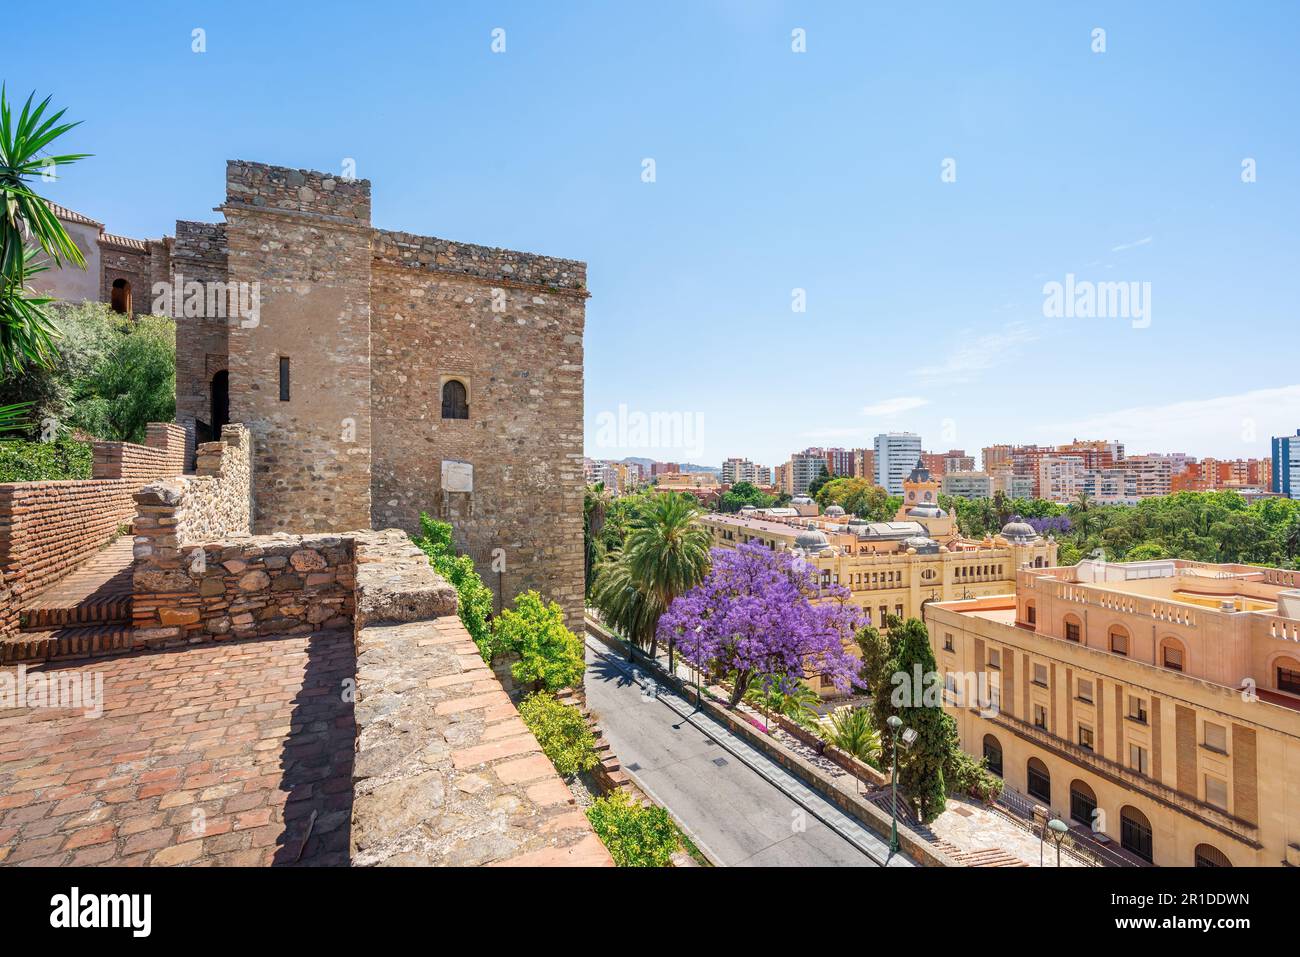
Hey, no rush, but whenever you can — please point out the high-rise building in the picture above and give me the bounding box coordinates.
[990,471,1035,499]
[1171,458,1272,493]
[874,432,923,494]
[1122,453,1188,499]
[788,450,826,496]
[1273,430,1300,499]
[824,447,856,478]
[941,471,992,499]
[722,456,764,485]
[854,448,875,482]
[982,445,1014,474]
[1036,455,1088,503]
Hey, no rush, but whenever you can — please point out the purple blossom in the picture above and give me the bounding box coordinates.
[657,541,864,704]
[1028,515,1072,536]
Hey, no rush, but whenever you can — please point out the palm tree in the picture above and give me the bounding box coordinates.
[820,706,881,792]
[623,492,712,671]
[0,400,32,435]
[583,482,613,595]
[1,88,90,376]
[589,552,663,661]
[1072,491,1094,537]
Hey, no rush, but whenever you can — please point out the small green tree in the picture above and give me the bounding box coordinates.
[494,590,585,692]
[585,790,679,867]
[412,513,495,660]
[887,617,956,823]
[518,692,598,776]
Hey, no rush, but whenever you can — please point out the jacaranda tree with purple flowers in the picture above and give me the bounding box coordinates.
[657,541,864,707]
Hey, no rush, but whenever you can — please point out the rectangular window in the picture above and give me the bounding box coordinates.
[943,633,954,652]
[1203,721,1227,754]
[1077,678,1093,703]
[1078,724,1094,751]
[1164,646,1184,671]
[279,356,290,401]
[1033,704,1048,730]
[1065,621,1081,642]
[1032,663,1048,686]
[1205,775,1228,810]
[1027,604,1037,625]
[987,648,1001,669]
[1127,697,1147,724]
[1129,744,1149,775]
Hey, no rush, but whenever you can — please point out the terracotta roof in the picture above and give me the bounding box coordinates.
[100,233,148,251]
[44,200,103,229]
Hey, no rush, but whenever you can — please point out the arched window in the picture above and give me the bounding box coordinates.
[1194,843,1231,867]
[1026,757,1051,803]
[1160,637,1186,672]
[1025,600,1037,626]
[982,734,1002,777]
[1069,780,1097,826]
[110,277,131,315]
[1109,625,1129,656]
[1276,655,1300,695]
[1120,806,1153,862]
[1063,614,1082,643]
[441,379,469,419]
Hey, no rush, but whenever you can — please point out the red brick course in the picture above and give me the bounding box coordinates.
[0,630,355,866]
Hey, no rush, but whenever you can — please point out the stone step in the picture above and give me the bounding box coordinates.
[21,596,132,631]
[1,625,134,665]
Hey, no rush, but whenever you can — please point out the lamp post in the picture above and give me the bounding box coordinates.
[885,715,916,856]
[693,625,704,711]
[1047,818,1069,867]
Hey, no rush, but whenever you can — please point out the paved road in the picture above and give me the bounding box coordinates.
[585,639,892,867]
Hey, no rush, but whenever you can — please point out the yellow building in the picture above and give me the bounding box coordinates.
[926,559,1300,867]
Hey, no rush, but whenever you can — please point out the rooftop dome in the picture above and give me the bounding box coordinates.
[791,495,814,505]
[999,516,1039,543]
[794,529,830,552]
[825,505,846,517]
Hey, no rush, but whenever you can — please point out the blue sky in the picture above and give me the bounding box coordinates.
[11,1,1298,467]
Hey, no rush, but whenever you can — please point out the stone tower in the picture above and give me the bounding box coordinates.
[222,161,374,533]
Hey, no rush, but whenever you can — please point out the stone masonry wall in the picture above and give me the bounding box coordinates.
[133,423,252,559]
[0,424,189,624]
[98,236,151,315]
[349,530,610,866]
[169,221,231,456]
[223,161,373,534]
[132,533,354,649]
[370,231,587,632]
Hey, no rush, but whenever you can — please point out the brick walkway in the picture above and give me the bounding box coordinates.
[0,630,355,866]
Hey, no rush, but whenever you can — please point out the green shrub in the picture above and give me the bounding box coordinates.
[585,790,679,867]
[0,302,174,443]
[0,438,92,482]
[494,590,585,692]
[412,513,496,660]
[945,749,1004,803]
[518,692,598,776]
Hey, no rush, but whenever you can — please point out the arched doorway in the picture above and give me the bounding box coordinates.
[1026,757,1051,803]
[1069,780,1097,826]
[110,277,132,315]
[982,734,1002,777]
[1194,843,1231,867]
[210,371,229,433]
[1120,806,1153,862]
[441,378,469,419]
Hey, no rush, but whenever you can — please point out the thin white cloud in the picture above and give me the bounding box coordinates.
[1037,385,1300,457]
[911,321,1040,384]
[1111,235,1153,253]
[862,396,929,417]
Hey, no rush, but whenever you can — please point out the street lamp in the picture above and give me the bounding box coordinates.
[1047,818,1069,867]
[693,625,704,711]
[885,715,916,856]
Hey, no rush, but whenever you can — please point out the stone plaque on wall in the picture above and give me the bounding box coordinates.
[441,459,473,493]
